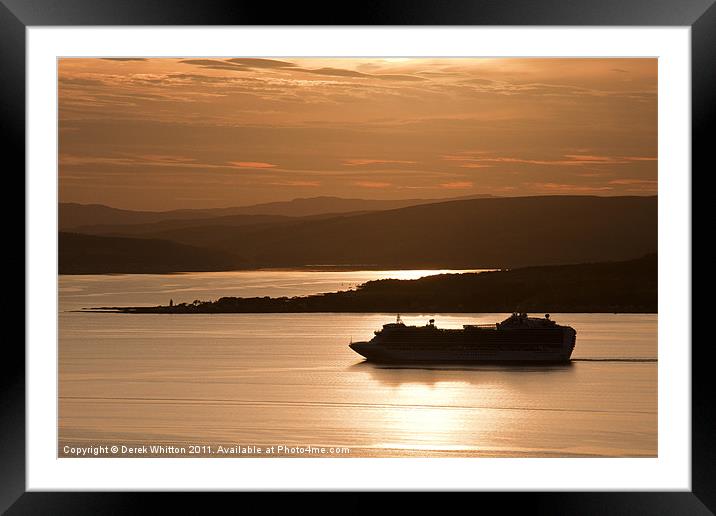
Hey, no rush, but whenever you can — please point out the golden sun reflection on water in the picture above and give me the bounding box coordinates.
[345,365,515,452]
[365,269,491,281]
[375,383,481,451]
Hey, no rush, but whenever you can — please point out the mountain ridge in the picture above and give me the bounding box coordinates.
[143,195,658,269]
[59,194,495,230]
[59,195,657,273]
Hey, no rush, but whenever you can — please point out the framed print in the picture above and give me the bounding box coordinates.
[4,0,708,513]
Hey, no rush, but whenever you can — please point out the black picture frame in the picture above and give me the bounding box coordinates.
[3,0,706,513]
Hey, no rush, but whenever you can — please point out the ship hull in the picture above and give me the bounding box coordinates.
[350,343,572,363]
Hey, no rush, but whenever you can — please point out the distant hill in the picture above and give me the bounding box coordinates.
[59,194,492,230]
[59,196,657,273]
[59,232,241,274]
[193,194,493,218]
[69,213,296,237]
[110,254,658,314]
[140,195,657,269]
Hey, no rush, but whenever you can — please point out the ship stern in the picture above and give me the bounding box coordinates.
[563,326,577,361]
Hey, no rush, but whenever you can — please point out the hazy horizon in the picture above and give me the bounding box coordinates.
[59,57,657,211]
[60,191,657,213]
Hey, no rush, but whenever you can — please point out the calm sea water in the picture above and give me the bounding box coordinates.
[59,271,657,458]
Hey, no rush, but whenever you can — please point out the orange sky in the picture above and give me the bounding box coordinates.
[59,58,657,210]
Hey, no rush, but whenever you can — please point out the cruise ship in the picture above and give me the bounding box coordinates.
[349,313,576,363]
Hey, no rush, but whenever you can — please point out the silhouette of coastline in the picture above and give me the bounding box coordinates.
[89,254,657,314]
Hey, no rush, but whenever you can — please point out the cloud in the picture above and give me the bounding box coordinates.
[178,59,249,72]
[373,74,426,82]
[100,58,148,61]
[179,60,368,78]
[61,154,277,171]
[444,153,656,167]
[225,58,296,69]
[59,77,106,87]
[343,159,417,166]
[226,161,277,169]
[484,156,609,166]
[60,155,139,167]
[163,73,233,84]
[300,67,424,81]
[562,154,618,162]
[301,67,370,78]
[354,181,392,188]
[440,181,473,189]
[267,180,321,187]
[457,163,493,169]
[606,178,657,192]
[458,77,653,100]
[608,179,657,185]
[139,154,198,164]
[178,59,425,82]
[525,182,613,193]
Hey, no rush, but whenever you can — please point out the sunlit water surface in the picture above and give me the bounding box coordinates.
[59,270,656,458]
